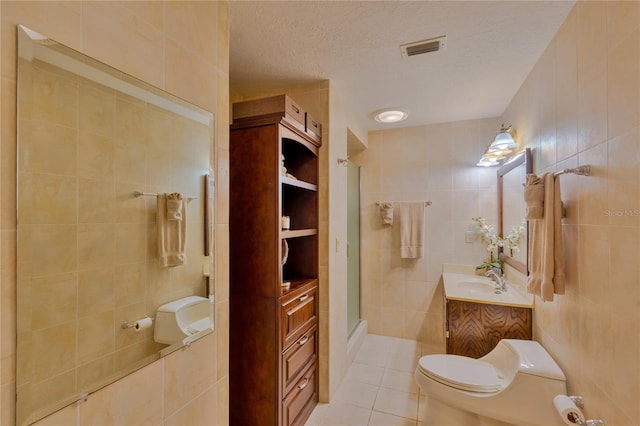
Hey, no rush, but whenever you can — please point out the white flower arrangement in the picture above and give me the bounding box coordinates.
[502,220,526,255]
[471,217,526,271]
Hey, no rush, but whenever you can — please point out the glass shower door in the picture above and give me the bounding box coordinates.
[347,161,361,335]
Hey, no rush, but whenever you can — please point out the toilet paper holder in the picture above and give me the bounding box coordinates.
[121,316,154,330]
[568,414,605,426]
[565,396,605,426]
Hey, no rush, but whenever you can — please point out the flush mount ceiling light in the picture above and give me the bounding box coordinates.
[372,108,409,124]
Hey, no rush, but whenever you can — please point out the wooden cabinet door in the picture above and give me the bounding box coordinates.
[446,299,532,358]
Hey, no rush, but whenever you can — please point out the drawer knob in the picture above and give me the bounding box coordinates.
[292,105,300,113]
[298,295,309,302]
[297,335,309,345]
[297,377,310,390]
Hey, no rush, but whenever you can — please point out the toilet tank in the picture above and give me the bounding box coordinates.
[154,296,212,345]
[501,339,566,381]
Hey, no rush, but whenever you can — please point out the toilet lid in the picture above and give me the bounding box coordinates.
[418,354,502,393]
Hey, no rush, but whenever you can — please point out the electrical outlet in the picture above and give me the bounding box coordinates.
[465,231,475,243]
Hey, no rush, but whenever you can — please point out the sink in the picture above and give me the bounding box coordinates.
[456,280,499,294]
[442,271,534,307]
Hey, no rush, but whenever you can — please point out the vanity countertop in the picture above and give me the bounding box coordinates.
[442,265,534,308]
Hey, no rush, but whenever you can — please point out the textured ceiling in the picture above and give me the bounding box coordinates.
[229,1,575,131]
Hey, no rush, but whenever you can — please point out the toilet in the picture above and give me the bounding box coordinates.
[415,339,567,426]
[154,295,213,345]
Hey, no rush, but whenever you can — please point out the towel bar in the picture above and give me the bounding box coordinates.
[554,165,590,177]
[376,201,432,207]
[133,191,198,200]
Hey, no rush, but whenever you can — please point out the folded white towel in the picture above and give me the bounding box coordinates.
[524,174,544,220]
[157,193,186,267]
[380,203,394,225]
[166,192,183,221]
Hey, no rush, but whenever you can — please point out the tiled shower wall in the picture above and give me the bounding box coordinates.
[502,2,639,423]
[1,2,230,425]
[352,117,501,348]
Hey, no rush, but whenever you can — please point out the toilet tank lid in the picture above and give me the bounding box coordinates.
[502,339,566,381]
[157,295,209,313]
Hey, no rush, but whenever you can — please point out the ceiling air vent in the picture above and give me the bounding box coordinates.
[400,35,446,57]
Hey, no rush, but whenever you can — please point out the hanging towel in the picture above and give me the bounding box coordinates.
[399,202,425,259]
[166,192,183,221]
[157,193,187,267]
[527,173,566,301]
[379,202,394,225]
[524,174,545,220]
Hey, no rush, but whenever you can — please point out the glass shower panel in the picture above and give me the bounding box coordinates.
[347,161,361,335]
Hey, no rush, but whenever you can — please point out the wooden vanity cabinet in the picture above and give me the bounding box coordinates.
[445,299,532,359]
[229,95,320,426]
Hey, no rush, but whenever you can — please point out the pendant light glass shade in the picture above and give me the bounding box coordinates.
[476,125,517,167]
[489,125,517,151]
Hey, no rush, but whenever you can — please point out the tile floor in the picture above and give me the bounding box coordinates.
[306,334,443,426]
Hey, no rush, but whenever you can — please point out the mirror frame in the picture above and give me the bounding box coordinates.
[497,148,532,275]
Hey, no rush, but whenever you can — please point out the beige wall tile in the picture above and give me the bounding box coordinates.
[577,59,607,152]
[31,273,77,331]
[607,30,639,139]
[78,178,115,224]
[163,333,217,418]
[607,130,640,227]
[32,322,76,381]
[78,131,114,180]
[18,225,77,276]
[164,384,217,426]
[19,121,77,176]
[19,174,77,224]
[165,38,217,112]
[77,354,115,392]
[77,224,115,271]
[166,1,218,66]
[31,64,79,129]
[79,84,116,137]
[115,223,146,264]
[78,267,115,317]
[82,1,165,89]
[78,311,114,365]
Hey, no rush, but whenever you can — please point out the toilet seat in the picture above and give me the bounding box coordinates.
[417,354,502,393]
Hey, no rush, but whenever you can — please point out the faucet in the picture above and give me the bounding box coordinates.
[485,268,507,292]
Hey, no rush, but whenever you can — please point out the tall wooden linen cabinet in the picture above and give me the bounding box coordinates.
[229,95,321,426]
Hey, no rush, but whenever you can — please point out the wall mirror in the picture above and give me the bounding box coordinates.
[497,148,531,274]
[16,25,215,425]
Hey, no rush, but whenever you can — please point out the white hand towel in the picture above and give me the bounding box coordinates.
[399,202,425,259]
[157,193,187,267]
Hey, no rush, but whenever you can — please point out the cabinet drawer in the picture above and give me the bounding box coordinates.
[282,324,317,394]
[282,364,317,426]
[285,97,305,132]
[281,287,317,349]
[305,113,322,144]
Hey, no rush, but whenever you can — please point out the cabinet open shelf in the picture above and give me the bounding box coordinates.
[282,176,317,192]
[282,229,318,238]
